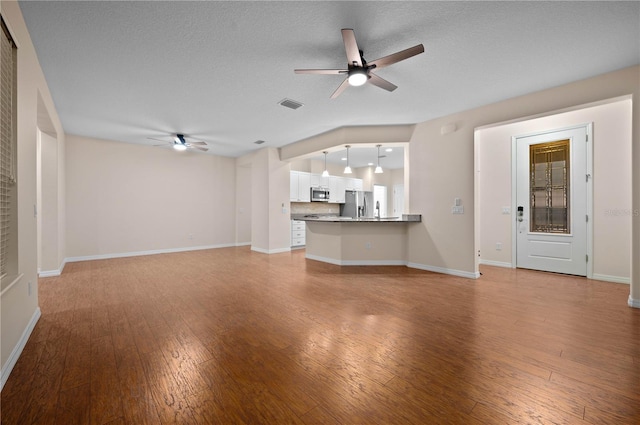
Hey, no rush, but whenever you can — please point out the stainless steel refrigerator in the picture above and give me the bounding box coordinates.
[340,190,374,218]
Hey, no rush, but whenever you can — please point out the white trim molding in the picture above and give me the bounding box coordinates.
[479,259,513,268]
[1,307,41,391]
[65,243,238,264]
[628,295,640,309]
[38,259,67,278]
[408,262,481,279]
[305,254,406,266]
[250,246,291,255]
[592,274,630,285]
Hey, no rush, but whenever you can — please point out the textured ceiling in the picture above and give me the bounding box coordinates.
[18,1,640,168]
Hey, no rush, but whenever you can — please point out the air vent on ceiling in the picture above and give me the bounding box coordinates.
[278,98,304,110]
[254,140,266,145]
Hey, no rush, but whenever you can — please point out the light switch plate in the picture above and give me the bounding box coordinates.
[502,206,511,214]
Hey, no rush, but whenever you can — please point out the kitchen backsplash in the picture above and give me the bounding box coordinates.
[291,202,340,215]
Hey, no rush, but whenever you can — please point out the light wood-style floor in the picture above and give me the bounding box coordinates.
[1,247,639,424]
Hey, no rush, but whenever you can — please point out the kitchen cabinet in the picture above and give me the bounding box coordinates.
[310,173,329,189]
[344,177,360,191]
[293,172,361,204]
[329,176,346,203]
[291,220,306,247]
[290,171,311,202]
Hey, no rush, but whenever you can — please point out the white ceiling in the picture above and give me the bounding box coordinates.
[19,1,640,167]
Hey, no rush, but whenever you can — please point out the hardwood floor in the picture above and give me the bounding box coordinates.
[2,247,639,424]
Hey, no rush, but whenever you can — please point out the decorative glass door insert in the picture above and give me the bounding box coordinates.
[529,139,570,233]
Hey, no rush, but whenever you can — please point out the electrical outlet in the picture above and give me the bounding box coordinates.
[188,234,194,240]
[502,206,511,214]
[496,242,502,251]
[365,242,372,249]
[28,281,32,296]
[452,206,464,214]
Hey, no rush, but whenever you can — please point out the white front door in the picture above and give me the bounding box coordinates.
[515,125,590,276]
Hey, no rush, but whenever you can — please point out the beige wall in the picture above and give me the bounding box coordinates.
[38,130,60,273]
[65,135,237,258]
[477,98,632,282]
[235,162,252,245]
[241,147,291,253]
[407,66,639,289]
[1,0,65,386]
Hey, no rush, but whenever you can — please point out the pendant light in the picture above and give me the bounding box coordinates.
[374,144,383,174]
[322,151,330,177]
[344,145,352,174]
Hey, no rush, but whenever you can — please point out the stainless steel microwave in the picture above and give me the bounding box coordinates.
[310,188,330,202]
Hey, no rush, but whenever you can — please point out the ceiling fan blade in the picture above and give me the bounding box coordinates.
[188,141,207,146]
[368,73,397,92]
[341,29,362,67]
[368,44,424,69]
[295,69,347,75]
[330,78,350,99]
[147,137,169,144]
[190,145,209,152]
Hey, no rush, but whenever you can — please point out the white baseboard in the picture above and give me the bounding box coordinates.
[628,296,640,309]
[1,307,41,392]
[592,273,630,285]
[479,259,513,268]
[305,254,407,266]
[38,259,67,278]
[65,243,238,264]
[250,246,291,255]
[235,242,251,247]
[407,262,481,279]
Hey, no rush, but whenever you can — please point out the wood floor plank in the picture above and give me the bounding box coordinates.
[3,248,640,424]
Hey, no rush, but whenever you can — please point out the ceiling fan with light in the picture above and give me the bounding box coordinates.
[295,28,424,99]
[147,134,209,152]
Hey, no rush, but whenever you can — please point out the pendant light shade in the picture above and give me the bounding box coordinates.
[322,151,330,177]
[374,145,383,173]
[344,145,352,174]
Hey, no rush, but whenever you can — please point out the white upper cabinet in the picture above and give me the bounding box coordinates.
[294,171,360,203]
[329,176,346,203]
[290,171,311,202]
[310,174,329,189]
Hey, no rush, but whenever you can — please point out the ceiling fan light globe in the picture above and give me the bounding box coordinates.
[173,143,187,151]
[348,72,367,87]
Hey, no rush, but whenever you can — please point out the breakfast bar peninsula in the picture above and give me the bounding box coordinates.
[295,215,421,266]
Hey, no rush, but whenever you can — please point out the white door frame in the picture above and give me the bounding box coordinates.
[511,123,593,278]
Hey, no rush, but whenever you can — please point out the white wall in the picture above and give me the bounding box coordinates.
[65,135,237,259]
[477,98,632,282]
[1,0,65,388]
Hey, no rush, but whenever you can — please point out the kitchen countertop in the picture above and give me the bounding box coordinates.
[293,214,421,223]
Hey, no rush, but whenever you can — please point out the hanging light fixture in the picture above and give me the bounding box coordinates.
[322,151,330,177]
[344,145,352,174]
[374,144,383,174]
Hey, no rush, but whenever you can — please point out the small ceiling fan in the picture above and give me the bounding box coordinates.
[147,134,209,152]
[295,28,424,98]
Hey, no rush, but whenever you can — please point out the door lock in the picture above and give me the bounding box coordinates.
[517,206,524,222]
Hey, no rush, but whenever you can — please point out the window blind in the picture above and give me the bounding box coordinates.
[1,19,16,277]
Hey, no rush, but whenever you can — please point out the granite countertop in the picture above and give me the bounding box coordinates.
[293,214,421,223]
